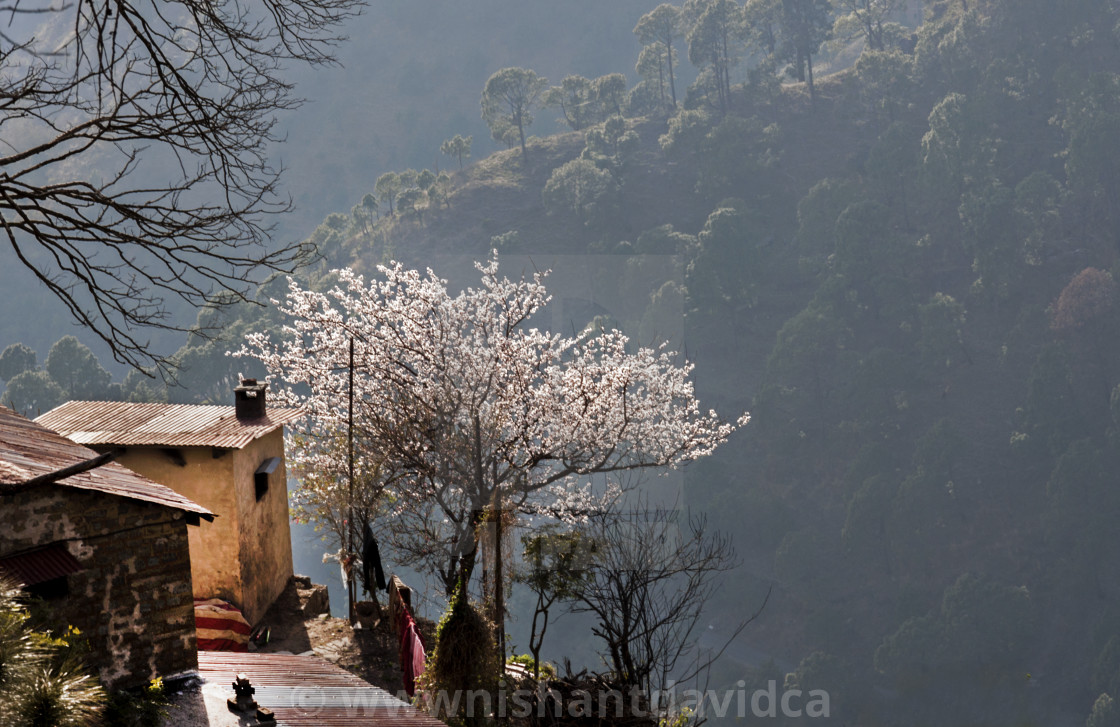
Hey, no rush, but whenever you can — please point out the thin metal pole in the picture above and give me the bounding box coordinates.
[348,337,355,624]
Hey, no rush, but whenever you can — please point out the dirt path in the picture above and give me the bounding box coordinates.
[253,576,409,689]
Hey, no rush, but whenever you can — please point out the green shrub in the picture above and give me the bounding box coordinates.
[0,578,106,727]
[102,678,169,727]
[422,576,500,725]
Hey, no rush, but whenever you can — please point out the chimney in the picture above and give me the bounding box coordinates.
[234,378,267,420]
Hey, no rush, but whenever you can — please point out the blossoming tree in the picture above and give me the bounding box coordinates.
[241,254,748,610]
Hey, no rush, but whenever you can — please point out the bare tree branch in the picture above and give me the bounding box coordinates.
[0,0,362,374]
[571,498,764,720]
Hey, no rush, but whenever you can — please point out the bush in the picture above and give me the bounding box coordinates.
[0,578,106,727]
[422,577,501,725]
[508,654,556,680]
[101,679,169,727]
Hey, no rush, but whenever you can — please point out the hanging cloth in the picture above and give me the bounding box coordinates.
[341,552,356,590]
[362,523,387,594]
[323,549,355,592]
[397,604,427,696]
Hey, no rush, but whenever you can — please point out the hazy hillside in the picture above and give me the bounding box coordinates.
[251,1,1120,723]
[7,0,1120,724]
[0,0,668,375]
[269,0,676,242]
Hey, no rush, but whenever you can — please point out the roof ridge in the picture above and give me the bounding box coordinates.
[0,407,212,517]
[35,400,303,449]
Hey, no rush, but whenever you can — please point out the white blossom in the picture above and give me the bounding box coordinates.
[238,252,748,594]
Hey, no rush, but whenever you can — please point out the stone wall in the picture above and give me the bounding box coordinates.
[114,446,240,610]
[0,486,197,689]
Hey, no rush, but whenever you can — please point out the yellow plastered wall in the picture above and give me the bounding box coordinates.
[113,432,293,624]
[232,430,293,623]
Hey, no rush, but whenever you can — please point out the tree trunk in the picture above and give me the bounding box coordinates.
[807,51,815,102]
[666,40,677,107]
[657,53,666,105]
[720,29,731,111]
[863,0,879,50]
[492,488,505,660]
[529,595,548,681]
[446,523,481,597]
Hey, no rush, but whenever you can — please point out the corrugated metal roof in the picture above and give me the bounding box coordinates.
[0,544,83,586]
[0,406,212,517]
[0,459,30,484]
[197,652,447,726]
[36,400,303,450]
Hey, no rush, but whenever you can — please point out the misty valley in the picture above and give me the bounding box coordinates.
[3,0,1120,725]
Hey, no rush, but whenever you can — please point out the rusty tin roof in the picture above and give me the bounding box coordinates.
[0,543,84,586]
[197,651,447,726]
[37,400,303,450]
[0,406,212,518]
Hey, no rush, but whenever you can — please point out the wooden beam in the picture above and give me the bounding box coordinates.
[2,451,116,493]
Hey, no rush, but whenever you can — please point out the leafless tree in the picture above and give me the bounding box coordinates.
[572,500,765,713]
[0,0,361,373]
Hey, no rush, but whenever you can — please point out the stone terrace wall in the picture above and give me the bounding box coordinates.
[0,485,197,688]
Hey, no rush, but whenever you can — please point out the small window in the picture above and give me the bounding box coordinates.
[27,576,68,601]
[254,457,281,501]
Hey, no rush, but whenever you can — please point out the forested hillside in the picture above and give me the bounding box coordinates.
[0,0,665,373]
[274,1,1120,723]
[6,0,1120,723]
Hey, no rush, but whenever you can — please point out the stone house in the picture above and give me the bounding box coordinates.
[0,406,213,689]
[37,380,303,624]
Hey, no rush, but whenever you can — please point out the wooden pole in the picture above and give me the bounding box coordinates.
[348,337,355,624]
[493,483,505,660]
